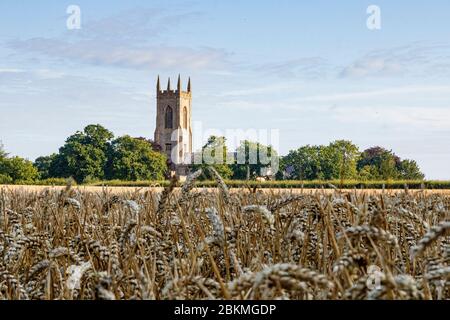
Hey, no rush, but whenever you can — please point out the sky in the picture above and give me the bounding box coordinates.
[0,0,450,179]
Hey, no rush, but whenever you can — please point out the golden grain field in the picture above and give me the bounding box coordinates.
[0,168,449,300]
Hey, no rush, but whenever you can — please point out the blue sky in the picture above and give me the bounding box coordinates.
[1,0,450,179]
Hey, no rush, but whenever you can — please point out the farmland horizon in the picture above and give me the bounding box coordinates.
[1,1,450,180]
[1,1,450,307]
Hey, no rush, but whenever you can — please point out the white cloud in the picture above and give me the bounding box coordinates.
[253,57,332,79]
[7,38,230,71]
[0,68,24,74]
[340,57,402,78]
[332,106,450,130]
[4,6,227,71]
[217,83,303,97]
[75,7,202,42]
[340,42,450,79]
[297,85,450,102]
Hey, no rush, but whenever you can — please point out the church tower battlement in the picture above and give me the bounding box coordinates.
[154,75,193,175]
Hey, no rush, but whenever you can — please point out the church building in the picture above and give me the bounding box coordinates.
[154,75,193,178]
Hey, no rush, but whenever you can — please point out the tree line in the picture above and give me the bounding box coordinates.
[1,125,167,184]
[196,136,424,181]
[278,141,424,181]
[0,124,424,184]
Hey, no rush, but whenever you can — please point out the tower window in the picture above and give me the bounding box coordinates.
[165,106,173,129]
[165,143,172,154]
[183,107,188,129]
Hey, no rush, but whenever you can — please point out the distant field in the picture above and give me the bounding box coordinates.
[94,179,450,190]
[16,178,450,190]
[2,184,450,195]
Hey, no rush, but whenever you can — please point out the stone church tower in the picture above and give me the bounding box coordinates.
[154,75,193,176]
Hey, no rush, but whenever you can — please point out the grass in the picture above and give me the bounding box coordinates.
[0,168,448,300]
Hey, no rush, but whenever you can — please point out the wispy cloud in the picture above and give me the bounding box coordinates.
[4,6,229,71]
[0,68,25,74]
[74,7,202,42]
[7,38,229,70]
[296,85,450,102]
[252,57,332,79]
[339,57,402,78]
[332,105,450,130]
[340,42,450,79]
[0,69,136,105]
[240,42,450,81]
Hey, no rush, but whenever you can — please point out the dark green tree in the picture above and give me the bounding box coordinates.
[106,135,168,181]
[232,140,278,180]
[34,154,58,179]
[398,159,425,180]
[357,147,401,180]
[279,145,323,180]
[55,124,114,183]
[193,136,233,179]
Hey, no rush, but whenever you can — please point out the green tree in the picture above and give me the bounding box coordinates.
[0,156,39,183]
[0,143,38,183]
[357,147,401,180]
[0,142,8,184]
[279,145,323,180]
[379,153,399,180]
[232,140,278,180]
[193,136,233,179]
[358,165,380,181]
[106,135,168,181]
[0,141,7,159]
[398,159,425,180]
[320,140,360,180]
[0,173,12,184]
[34,154,58,179]
[55,124,114,183]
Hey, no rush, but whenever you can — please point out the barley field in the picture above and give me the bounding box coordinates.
[0,168,449,300]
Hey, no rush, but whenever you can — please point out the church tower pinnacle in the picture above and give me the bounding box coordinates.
[154,75,193,177]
